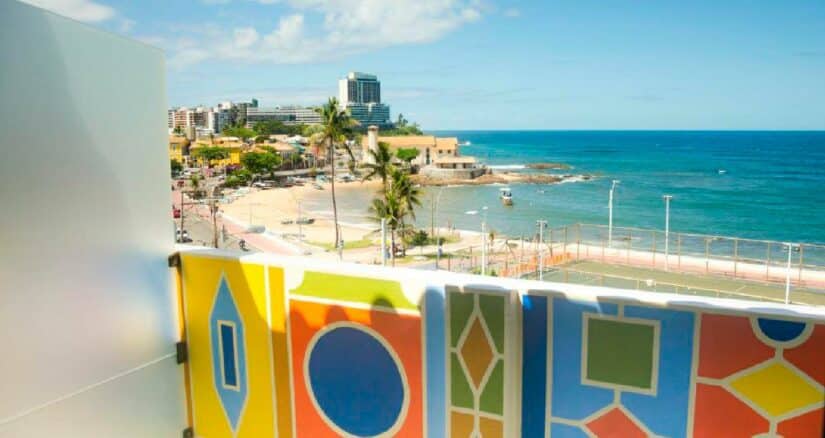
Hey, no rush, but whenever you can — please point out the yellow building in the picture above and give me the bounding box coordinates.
[168,135,189,163]
[361,126,459,166]
[190,137,245,167]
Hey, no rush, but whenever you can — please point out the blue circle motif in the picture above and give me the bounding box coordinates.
[308,326,405,436]
[756,318,806,343]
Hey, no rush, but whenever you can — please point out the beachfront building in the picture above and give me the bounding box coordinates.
[362,125,460,166]
[246,105,321,126]
[339,72,392,127]
[189,137,244,167]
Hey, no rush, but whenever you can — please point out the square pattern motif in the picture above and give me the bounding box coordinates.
[584,315,658,393]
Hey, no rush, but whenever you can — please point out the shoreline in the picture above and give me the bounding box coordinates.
[411,170,594,187]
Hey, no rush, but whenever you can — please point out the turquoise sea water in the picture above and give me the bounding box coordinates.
[308,131,825,246]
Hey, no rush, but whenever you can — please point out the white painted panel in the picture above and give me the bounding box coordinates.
[0,1,183,435]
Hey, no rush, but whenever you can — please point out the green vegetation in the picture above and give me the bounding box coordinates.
[224,169,252,188]
[309,238,374,251]
[382,113,424,136]
[362,142,393,189]
[396,147,420,166]
[221,126,256,140]
[252,120,308,137]
[170,159,183,177]
[240,150,281,177]
[369,164,422,265]
[192,146,230,167]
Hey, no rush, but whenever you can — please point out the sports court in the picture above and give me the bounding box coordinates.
[538,260,825,306]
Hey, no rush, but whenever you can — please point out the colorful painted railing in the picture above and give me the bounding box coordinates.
[175,249,825,437]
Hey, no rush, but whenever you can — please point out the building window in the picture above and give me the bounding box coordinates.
[217,320,240,391]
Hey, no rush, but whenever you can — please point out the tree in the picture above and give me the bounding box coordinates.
[170,159,183,177]
[392,167,422,248]
[395,148,420,167]
[362,141,393,190]
[396,113,408,127]
[241,150,281,178]
[369,183,405,266]
[192,146,230,167]
[314,97,355,256]
[173,125,184,135]
[221,126,256,141]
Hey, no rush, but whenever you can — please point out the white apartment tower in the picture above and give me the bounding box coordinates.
[338,72,391,126]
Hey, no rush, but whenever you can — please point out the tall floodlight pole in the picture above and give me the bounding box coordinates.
[663,195,673,270]
[784,243,796,304]
[481,206,488,276]
[465,207,488,276]
[434,186,445,269]
[537,220,548,281]
[608,180,620,248]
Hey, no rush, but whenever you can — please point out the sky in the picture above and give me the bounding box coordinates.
[21,0,825,130]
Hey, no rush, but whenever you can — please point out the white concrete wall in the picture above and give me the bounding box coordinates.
[0,1,184,436]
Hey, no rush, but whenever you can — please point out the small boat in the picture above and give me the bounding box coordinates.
[717,169,727,175]
[499,187,513,206]
[296,217,315,225]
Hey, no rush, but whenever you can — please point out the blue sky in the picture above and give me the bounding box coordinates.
[23,0,825,130]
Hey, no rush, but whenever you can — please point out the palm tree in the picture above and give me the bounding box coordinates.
[362,141,394,191]
[314,97,353,255]
[391,167,422,249]
[369,180,406,266]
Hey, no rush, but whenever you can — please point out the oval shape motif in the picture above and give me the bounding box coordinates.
[307,325,406,436]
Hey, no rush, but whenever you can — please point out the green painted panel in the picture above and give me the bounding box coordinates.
[449,289,475,347]
[586,318,655,389]
[451,352,474,409]
[290,271,416,310]
[479,359,504,415]
[478,294,505,353]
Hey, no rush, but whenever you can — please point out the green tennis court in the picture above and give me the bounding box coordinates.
[537,260,825,306]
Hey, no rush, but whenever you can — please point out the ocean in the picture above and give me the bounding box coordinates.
[305,131,825,246]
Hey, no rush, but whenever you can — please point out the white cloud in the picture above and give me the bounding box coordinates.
[19,0,115,22]
[163,0,483,69]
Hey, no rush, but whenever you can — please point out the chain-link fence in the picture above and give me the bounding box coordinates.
[439,223,825,294]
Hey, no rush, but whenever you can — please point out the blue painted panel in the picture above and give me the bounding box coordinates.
[308,326,405,436]
[424,286,446,437]
[549,422,590,437]
[219,323,237,388]
[622,305,694,438]
[550,298,616,420]
[521,294,547,438]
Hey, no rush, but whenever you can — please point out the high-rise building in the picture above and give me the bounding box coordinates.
[338,72,391,127]
[339,72,382,106]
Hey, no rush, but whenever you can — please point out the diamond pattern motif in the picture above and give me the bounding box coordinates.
[460,316,495,389]
[730,361,824,417]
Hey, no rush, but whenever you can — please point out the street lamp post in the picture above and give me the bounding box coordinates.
[608,180,620,248]
[537,220,548,281]
[663,195,673,270]
[434,186,445,269]
[784,243,797,304]
[465,206,488,276]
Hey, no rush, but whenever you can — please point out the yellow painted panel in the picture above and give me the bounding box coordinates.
[268,266,293,438]
[450,410,475,438]
[181,254,275,437]
[730,361,824,417]
[479,417,503,438]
